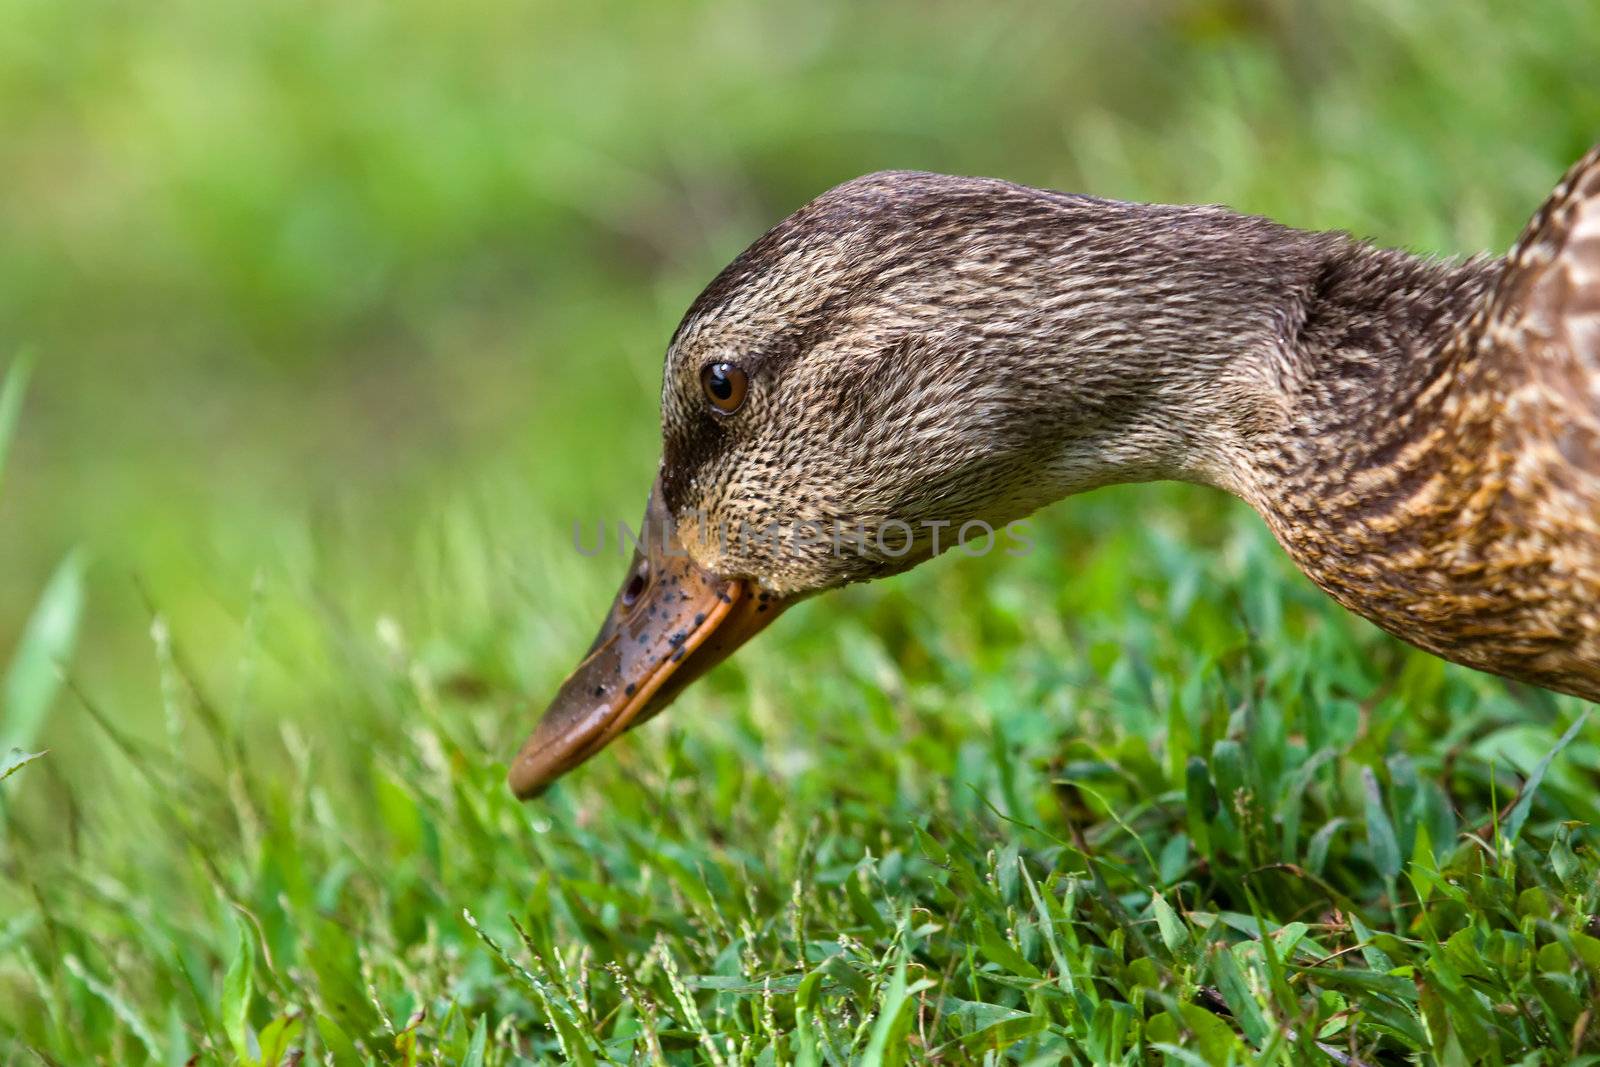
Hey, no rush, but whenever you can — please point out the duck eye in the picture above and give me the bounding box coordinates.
[700,362,748,414]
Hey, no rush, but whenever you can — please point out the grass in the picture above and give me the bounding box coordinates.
[4,0,1600,1062]
[8,480,1600,1065]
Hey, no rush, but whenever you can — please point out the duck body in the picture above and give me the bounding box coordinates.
[511,147,1600,796]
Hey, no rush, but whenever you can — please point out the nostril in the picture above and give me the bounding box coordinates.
[621,562,650,608]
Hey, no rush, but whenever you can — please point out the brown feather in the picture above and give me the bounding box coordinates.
[653,151,1600,702]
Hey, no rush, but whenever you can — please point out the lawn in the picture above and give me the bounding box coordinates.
[3,0,1600,1062]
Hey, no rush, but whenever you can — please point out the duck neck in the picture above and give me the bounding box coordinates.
[1232,238,1506,508]
[1020,202,1502,507]
[1208,233,1512,653]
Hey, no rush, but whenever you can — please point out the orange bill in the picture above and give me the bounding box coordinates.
[508,479,791,798]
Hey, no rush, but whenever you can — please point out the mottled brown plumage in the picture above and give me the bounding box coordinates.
[658,148,1600,700]
[1249,147,1600,700]
[511,146,1600,796]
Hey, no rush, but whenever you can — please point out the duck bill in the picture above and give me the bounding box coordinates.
[508,480,791,798]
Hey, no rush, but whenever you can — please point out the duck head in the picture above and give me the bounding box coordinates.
[508,169,1303,796]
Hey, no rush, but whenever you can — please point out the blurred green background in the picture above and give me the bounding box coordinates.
[3,0,1600,1059]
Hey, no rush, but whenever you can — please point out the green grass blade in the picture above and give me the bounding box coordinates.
[1362,768,1402,882]
[0,749,46,784]
[63,954,165,1062]
[860,948,910,1067]
[2,549,86,752]
[462,1015,489,1067]
[0,348,34,499]
[1503,711,1590,846]
[222,914,256,1063]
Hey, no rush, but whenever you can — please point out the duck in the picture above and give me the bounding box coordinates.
[509,145,1600,798]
